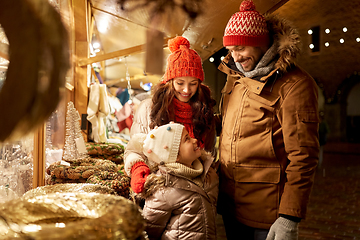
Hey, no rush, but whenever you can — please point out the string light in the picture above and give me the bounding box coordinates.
[92,42,100,49]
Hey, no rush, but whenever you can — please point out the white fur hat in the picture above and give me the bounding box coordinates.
[143,123,184,164]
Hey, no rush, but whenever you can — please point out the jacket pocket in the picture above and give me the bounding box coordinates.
[296,111,319,147]
[234,164,280,184]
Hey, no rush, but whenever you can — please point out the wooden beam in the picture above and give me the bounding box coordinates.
[77,37,172,67]
[266,0,290,13]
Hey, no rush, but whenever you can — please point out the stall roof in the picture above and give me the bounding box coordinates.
[88,0,289,89]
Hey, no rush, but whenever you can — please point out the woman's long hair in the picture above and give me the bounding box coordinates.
[149,80,216,141]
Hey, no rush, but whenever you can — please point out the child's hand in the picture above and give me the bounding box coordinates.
[130,162,151,193]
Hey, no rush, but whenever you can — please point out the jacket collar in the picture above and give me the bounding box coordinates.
[219,59,280,95]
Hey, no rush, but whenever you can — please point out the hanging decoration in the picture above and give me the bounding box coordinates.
[116,0,204,20]
[86,83,110,143]
[125,56,133,101]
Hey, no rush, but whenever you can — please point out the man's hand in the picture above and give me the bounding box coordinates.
[266,217,299,240]
[130,162,151,193]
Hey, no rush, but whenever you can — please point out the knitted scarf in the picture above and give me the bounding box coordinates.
[172,98,205,148]
[235,41,278,80]
[165,159,204,187]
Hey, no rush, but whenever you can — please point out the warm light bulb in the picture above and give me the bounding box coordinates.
[325,29,330,34]
[209,57,214,62]
[92,42,100,49]
[308,29,313,35]
[309,44,314,49]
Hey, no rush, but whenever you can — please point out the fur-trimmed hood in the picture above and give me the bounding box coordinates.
[140,150,215,199]
[222,13,301,73]
[266,14,301,72]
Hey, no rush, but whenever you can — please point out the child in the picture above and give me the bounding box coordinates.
[128,123,219,240]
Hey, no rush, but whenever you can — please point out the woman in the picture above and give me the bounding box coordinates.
[124,36,217,193]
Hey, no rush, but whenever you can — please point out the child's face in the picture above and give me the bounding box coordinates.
[176,128,201,167]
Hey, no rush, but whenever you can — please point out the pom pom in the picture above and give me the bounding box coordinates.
[167,126,171,131]
[150,134,154,138]
[240,0,256,11]
[168,36,190,53]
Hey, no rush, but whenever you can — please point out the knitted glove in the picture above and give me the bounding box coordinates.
[130,162,151,193]
[266,217,299,240]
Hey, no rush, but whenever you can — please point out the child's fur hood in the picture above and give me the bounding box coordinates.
[139,150,214,199]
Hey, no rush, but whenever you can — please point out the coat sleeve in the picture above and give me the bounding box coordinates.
[124,99,152,175]
[203,166,219,208]
[277,71,320,218]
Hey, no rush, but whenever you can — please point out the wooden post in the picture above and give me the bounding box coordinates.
[33,124,46,188]
[72,0,90,141]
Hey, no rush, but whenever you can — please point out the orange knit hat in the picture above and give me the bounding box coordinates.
[162,36,204,83]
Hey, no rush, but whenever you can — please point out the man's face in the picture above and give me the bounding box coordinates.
[226,45,267,72]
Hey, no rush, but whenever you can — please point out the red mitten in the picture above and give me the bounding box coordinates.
[130,162,151,193]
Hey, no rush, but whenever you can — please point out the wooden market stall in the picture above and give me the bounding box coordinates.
[0,0,289,238]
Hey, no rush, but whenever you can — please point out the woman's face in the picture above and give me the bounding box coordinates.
[173,76,199,102]
[177,128,201,167]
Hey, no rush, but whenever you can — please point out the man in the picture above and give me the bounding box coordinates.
[217,0,319,239]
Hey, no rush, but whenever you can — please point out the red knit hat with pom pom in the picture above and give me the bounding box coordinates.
[223,0,269,47]
[162,36,204,83]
